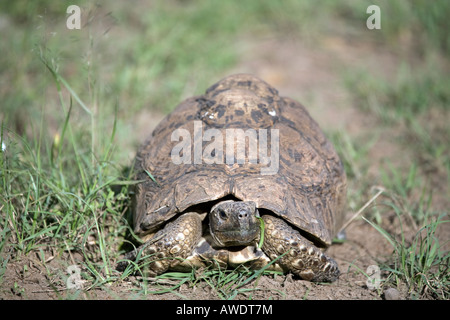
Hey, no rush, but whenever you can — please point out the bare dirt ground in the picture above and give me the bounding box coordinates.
[3,32,442,301]
[0,219,396,300]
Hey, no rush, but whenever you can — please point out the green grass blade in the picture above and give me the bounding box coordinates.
[362,216,397,249]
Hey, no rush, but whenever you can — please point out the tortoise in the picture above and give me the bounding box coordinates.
[118,74,347,282]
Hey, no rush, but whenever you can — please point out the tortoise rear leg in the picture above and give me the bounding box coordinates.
[117,212,202,276]
[261,215,340,282]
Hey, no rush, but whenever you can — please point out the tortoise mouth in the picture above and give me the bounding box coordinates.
[210,226,260,247]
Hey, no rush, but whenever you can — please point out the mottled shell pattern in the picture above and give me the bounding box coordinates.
[133,74,347,247]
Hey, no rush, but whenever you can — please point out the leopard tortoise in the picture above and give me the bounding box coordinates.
[118,74,347,282]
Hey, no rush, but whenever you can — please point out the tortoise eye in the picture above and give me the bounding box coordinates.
[219,209,227,220]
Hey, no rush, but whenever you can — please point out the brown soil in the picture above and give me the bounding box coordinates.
[0,216,409,300]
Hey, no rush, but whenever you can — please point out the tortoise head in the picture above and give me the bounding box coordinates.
[209,200,260,247]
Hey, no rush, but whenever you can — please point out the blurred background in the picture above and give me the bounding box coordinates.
[1,1,448,152]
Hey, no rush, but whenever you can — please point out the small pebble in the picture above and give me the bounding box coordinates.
[384,287,400,300]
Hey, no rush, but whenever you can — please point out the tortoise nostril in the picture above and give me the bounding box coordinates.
[238,210,248,219]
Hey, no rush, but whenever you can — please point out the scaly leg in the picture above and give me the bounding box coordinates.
[261,215,340,282]
[117,212,202,276]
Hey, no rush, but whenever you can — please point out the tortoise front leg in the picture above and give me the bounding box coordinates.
[117,212,202,276]
[261,215,340,282]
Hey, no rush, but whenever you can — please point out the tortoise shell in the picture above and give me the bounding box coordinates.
[132,74,346,247]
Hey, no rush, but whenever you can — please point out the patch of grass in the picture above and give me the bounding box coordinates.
[379,161,441,226]
[117,242,286,299]
[0,40,133,290]
[344,61,450,123]
[381,0,450,53]
[121,261,284,300]
[345,63,450,221]
[329,131,373,182]
[328,130,376,215]
[193,266,283,300]
[364,210,449,299]
[343,22,449,227]
[341,41,449,298]
[380,162,420,200]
